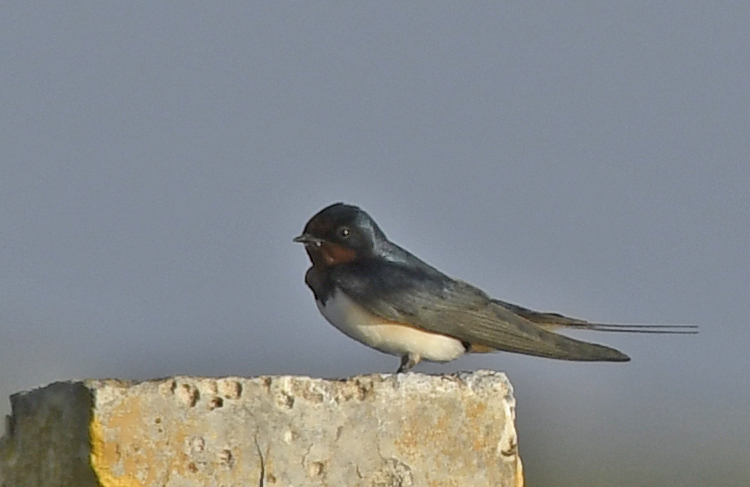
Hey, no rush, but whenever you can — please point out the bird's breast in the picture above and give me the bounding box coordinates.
[316,288,465,362]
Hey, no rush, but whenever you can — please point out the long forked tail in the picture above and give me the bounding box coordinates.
[492,298,698,334]
[561,323,699,334]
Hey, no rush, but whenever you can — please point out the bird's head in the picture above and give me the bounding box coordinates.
[293,203,387,266]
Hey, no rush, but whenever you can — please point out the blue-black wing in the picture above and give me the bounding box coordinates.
[330,259,631,362]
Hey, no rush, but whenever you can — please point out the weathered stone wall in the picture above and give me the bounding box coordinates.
[0,371,522,487]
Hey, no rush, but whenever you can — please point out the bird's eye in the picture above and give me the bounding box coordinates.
[338,226,351,239]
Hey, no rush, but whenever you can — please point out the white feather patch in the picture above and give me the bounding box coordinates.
[317,289,465,362]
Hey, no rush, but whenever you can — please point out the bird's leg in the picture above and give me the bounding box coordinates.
[397,353,420,373]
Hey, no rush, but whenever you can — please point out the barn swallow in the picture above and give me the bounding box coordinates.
[294,203,697,373]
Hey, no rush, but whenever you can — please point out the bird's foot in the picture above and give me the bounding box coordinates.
[396,353,420,373]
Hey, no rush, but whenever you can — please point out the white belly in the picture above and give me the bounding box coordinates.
[317,289,465,362]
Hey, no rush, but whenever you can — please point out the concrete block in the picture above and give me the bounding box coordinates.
[1,371,522,487]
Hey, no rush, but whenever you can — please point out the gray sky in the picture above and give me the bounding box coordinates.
[2,3,748,486]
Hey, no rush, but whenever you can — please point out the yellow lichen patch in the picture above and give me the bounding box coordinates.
[394,401,463,460]
[514,459,525,487]
[426,479,461,487]
[465,399,490,452]
[89,395,166,487]
[90,416,143,487]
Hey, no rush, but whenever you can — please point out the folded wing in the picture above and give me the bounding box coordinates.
[332,261,631,362]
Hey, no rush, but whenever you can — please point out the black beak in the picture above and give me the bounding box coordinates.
[293,233,323,246]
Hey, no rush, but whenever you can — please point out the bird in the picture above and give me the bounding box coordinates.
[294,202,697,373]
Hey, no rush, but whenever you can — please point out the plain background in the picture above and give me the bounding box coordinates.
[2,3,748,486]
